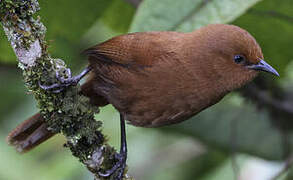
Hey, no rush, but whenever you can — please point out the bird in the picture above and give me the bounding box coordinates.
[7,24,279,179]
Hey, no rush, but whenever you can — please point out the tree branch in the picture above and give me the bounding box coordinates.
[0,0,131,179]
[240,75,293,158]
[241,78,293,116]
[248,9,293,24]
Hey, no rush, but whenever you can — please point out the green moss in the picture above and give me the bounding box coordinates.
[0,0,39,49]
[0,0,131,178]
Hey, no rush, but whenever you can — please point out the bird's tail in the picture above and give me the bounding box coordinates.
[6,113,55,153]
[6,76,109,153]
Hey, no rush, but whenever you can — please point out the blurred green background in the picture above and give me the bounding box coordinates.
[1,0,293,179]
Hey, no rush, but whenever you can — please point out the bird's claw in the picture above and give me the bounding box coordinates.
[98,153,126,180]
[38,81,66,93]
[38,68,80,93]
[39,67,91,93]
[55,68,73,84]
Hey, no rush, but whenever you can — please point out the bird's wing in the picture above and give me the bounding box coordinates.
[83,31,183,68]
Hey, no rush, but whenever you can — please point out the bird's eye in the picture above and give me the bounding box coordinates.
[234,55,246,64]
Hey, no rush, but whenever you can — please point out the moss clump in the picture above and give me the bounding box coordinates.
[0,0,40,49]
[0,0,39,18]
[0,0,130,178]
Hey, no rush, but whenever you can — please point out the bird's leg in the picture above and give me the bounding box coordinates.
[39,66,92,93]
[99,113,127,180]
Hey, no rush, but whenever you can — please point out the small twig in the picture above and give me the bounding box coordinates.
[241,76,293,123]
[248,9,293,24]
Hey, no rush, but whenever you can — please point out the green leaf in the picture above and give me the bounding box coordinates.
[162,94,286,160]
[0,32,15,63]
[0,68,27,123]
[81,0,135,47]
[101,0,135,34]
[130,0,262,32]
[151,151,228,180]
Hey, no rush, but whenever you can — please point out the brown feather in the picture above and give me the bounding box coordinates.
[7,113,55,153]
[83,24,261,127]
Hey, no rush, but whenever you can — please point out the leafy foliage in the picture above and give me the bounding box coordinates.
[130,0,262,32]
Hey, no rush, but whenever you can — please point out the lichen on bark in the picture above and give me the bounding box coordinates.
[0,0,130,179]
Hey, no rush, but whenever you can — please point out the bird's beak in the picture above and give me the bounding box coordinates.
[247,59,279,77]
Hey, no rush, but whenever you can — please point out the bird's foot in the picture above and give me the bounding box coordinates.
[99,152,127,180]
[39,67,91,93]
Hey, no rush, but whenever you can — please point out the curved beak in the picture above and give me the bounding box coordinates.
[247,59,279,77]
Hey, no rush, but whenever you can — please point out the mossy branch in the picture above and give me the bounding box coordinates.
[0,0,131,179]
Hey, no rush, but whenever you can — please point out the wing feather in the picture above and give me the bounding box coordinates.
[83,31,184,67]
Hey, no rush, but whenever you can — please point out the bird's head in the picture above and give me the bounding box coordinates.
[196,24,279,91]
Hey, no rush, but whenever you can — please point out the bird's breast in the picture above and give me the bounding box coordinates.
[88,31,229,127]
[97,60,227,128]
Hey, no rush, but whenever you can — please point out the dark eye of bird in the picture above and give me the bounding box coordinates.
[234,55,246,64]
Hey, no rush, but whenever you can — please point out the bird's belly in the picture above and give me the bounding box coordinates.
[108,84,224,128]
[126,107,199,128]
[93,61,226,128]
[122,101,197,127]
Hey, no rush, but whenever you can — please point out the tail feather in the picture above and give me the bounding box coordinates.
[6,113,55,153]
[7,78,108,153]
